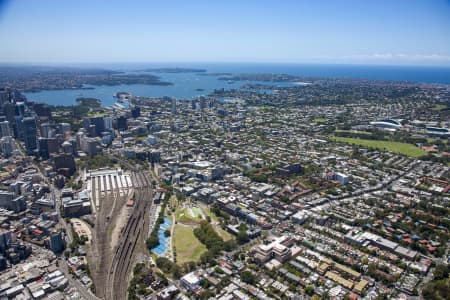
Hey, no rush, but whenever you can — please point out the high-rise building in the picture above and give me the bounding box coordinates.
[88,124,97,137]
[38,137,50,159]
[80,137,101,157]
[200,97,206,110]
[0,121,11,138]
[0,230,12,254]
[61,141,73,155]
[103,117,113,130]
[83,116,105,136]
[15,102,25,117]
[33,103,52,118]
[171,98,177,115]
[0,192,26,212]
[37,137,59,159]
[59,123,71,133]
[22,117,37,154]
[14,116,23,139]
[49,230,64,254]
[2,103,16,129]
[40,123,54,138]
[0,89,11,107]
[0,255,6,271]
[0,136,14,157]
[68,138,77,155]
[117,116,128,131]
[52,153,76,176]
[131,106,141,119]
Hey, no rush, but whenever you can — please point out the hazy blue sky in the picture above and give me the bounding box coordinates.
[0,0,449,65]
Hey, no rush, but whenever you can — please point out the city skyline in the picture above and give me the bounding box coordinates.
[0,0,449,66]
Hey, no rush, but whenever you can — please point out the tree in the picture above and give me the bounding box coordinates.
[156,257,174,274]
[170,264,182,279]
[422,278,450,300]
[433,264,450,280]
[237,230,249,245]
[304,285,314,295]
[240,270,256,284]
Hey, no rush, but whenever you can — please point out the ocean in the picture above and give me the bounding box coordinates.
[23,63,450,106]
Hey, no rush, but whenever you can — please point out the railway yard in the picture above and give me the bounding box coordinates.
[87,167,154,300]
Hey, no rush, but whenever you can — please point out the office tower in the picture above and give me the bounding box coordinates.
[15,102,25,117]
[83,116,105,136]
[49,231,64,254]
[131,106,141,118]
[171,98,177,115]
[200,96,206,110]
[68,138,77,155]
[0,121,11,137]
[0,192,26,212]
[117,116,128,131]
[38,137,50,159]
[61,141,73,155]
[59,123,71,133]
[33,103,52,118]
[14,116,23,139]
[40,123,54,138]
[22,117,37,154]
[0,89,11,107]
[0,230,12,254]
[103,116,113,130]
[2,103,16,127]
[88,124,97,137]
[0,256,6,271]
[0,136,14,157]
[52,153,76,176]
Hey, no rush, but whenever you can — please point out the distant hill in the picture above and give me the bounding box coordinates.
[140,67,207,73]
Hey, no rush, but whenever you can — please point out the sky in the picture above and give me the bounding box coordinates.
[0,0,449,66]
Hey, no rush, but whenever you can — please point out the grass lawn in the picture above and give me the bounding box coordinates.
[335,129,373,136]
[204,208,219,222]
[86,112,106,117]
[333,137,427,158]
[313,117,327,123]
[173,225,206,264]
[431,104,447,111]
[216,227,233,241]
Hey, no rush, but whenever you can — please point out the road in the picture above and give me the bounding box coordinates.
[59,259,100,300]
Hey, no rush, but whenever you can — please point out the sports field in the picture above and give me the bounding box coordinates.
[333,137,427,158]
[189,207,203,218]
[173,224,206,264]
[175,207,203,223]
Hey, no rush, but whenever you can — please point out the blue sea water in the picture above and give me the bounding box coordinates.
[152,217,172,256]
[23,63,450,106]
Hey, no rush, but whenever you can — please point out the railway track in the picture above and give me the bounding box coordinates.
[90,155,154,299]
[104,171,153,300]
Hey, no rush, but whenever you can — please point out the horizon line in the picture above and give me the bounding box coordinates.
[1,61,450,68]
